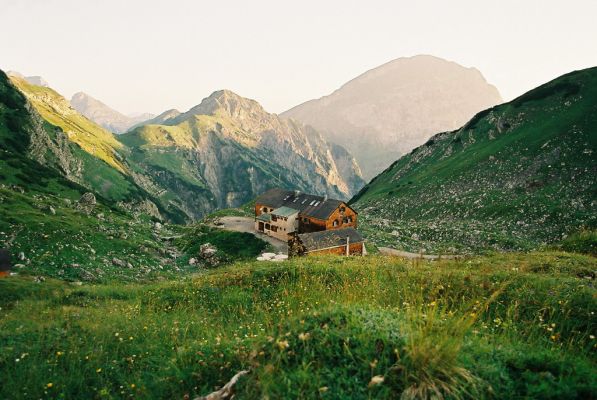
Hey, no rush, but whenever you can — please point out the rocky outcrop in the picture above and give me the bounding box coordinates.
[282,55,502,179]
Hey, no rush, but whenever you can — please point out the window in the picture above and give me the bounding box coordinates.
[347,216,352,223]
[309,200,316,206]
[340,206,346,212]
[314,201,320,206]
[303,218,309,223]
[333,220,339,227]
[271,215,277,222]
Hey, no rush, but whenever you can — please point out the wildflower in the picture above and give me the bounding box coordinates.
[298,332,311,341]
[429,301,436,306]
[277,340,289,350]
[130,384,136,389]
[46,383,53,388]
[56,351,63,357]
[368,375,384,387]
[319,386,329,392]
[115,332,120,337]
[96,368,102,373]
[370,359,378,368]
[590,335,595,340]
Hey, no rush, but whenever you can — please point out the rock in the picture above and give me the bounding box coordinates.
[97,213,104,220]
[112,257,126,267]
[77,192,96,213]
[194,370,249,400]
[33,276,46,283]
[262,252,276,259]
[188,257,197,265]
[78,192,96,207]
[14,263,26,269]
[200,243,217,258]
[48,206,56,215]
[63,198,72,206]
[18,252,25,261]
[154,222,162,230]
[126,262,133,269]
[199,243,220,267]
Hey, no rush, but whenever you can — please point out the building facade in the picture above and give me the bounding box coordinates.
[255,188,358,240]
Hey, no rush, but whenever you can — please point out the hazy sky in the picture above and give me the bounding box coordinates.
[2,0,596,115]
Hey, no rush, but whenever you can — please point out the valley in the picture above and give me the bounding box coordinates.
[0,61,595,400]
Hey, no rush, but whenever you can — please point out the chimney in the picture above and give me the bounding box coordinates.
[345,236,350,256]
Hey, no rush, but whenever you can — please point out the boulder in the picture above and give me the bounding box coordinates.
[77,192,96,213]
[112,257,126,267]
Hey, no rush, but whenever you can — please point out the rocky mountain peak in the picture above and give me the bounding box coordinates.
[171,90,267,125]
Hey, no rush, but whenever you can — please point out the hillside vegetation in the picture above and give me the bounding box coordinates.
[352,67,597,254]
[0,253,595,399]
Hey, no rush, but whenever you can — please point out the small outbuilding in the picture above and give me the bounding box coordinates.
[289,227,365,257]
[0,249,11,278]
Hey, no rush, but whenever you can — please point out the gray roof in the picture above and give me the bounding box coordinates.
[255,188,355,220]
[272,206,299,217]
[298,228,364,252]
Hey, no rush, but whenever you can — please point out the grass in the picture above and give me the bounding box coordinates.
[176,223,270,265]
[0,252,595,399]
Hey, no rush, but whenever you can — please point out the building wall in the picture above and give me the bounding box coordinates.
[306,242,364,256]
[325,203,358,230]
[255,210,298,241]
[256,201,358,234]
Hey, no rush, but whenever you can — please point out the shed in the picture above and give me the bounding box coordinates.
[289,227,364,257]
[0,249,11,278]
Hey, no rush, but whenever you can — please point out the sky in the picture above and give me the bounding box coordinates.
[1,0,596,115]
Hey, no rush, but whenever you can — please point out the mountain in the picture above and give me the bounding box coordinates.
[350,67,597,253]
[5,71,363,221]
[128,108,181,130]
[70,92,155,133]
[7,71,49,87]
[119,90,365,219]
[282,55,502,179]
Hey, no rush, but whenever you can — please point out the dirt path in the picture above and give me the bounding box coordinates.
[378,247,462,260]
[213,216,288,254]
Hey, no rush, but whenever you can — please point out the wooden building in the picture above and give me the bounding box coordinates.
[288,227,364,257]
[255,188,358,238]
[0,249,11,278]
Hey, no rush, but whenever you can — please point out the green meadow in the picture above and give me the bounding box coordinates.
[1,252,595,399]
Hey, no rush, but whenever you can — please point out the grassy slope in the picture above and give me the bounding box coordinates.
[0,70,267,281]
[5,73,154,204]
[351,67,597,253]
[9,75,126,173]
[0,253,595,399]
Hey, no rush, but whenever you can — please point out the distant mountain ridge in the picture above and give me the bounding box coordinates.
[351,67,597,253]
[4,71,363,221]
[282,55,502,179]
[70,91,155,134]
